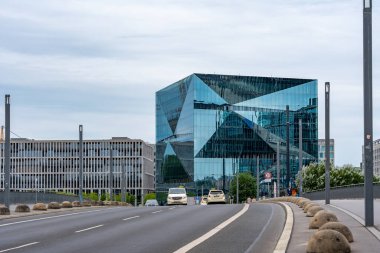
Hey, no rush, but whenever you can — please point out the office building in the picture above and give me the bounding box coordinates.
[0,137,155,202]
[156,73,318,196]
[318,139,335,166]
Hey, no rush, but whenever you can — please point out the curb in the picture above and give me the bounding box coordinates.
[273,202,294,253]
[328,204,380,242]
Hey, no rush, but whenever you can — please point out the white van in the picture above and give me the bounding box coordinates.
[167,188,187,205]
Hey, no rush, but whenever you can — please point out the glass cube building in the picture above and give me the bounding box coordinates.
[156,73,318,197]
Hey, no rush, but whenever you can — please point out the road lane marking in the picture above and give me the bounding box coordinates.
[152,210,163,214]
[0,208,114,228]
[173,204,249,253]
[169,207,176,210]
[123,216,140,221]
[244,204,275,253]
[0,242,39,253]
[273,203,293,253]
[75,224,104,233]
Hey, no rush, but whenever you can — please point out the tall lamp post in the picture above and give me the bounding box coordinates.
[325,82,330,205]
[79,125,83,204]
[363,0,373,227]
[4,95,11,208]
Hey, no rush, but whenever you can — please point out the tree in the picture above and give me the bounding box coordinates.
[230,172,257,202]
[298,163,380,192]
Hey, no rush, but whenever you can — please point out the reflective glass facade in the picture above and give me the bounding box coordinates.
[156,74,318,196]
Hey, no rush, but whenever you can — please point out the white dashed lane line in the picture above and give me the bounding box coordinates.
[0,242,39,253]
[75,224,104,233]
[123,216,140,221]
[152,210,163,214]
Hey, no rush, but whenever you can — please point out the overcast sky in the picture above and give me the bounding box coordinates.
[0,0,379,167]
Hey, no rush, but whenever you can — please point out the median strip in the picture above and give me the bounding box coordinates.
[75,224,104,233]
[123,216,140,221]
[173,204,249,253]
[0,242,39,253]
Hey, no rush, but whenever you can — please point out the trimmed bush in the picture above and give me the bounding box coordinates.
[48,202,61,209]
[15,204,30,213]
[307,229,350,253]
[0,206,10,215]
[319,222,354,243]
[33,203,47,211]
[61,201,73,208]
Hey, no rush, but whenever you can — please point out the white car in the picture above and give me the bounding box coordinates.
[207,190,226,204]
[167,188,187,205]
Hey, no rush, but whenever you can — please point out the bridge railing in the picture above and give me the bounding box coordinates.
[302,182,380,200]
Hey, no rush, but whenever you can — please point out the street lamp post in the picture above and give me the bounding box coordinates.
[363,0,373,227]
[325,82,330,205]
[35,177,38,203]
[79,125,83,204]
[299,118,303,196]
[4,95,11,208]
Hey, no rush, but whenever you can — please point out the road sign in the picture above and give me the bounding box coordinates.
[264,172,272,183]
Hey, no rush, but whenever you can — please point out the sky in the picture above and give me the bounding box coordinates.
[0,0,379,167]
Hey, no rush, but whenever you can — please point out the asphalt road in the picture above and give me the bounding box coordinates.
[0,203,285,253]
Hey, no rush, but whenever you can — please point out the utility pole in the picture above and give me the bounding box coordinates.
[277,142,280,197]
[109,143,113,201]
[299,118,303,196]
[256,156,259,201]
[325,82,330,205]
[122,160,126,203]
[4,95,10,208]
[363,0,373,226]
[79,125,83,204]
[286,105,290,189]
[236,158,239,204]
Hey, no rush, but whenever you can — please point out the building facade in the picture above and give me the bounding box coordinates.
[0,137,155,203]
[318,139,335,166]
[362,139,380,177]
[156,73,318,197]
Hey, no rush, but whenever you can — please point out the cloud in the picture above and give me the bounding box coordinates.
[0,0,379,166]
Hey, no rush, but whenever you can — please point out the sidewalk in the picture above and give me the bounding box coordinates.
[286,202,380,253]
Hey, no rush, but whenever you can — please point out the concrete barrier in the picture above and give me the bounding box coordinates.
[15,204,30,213]
[309,210,338,229]
[319,222,354,243]
[307,229,351,253]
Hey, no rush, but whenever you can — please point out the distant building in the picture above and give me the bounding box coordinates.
[362,139,380,177]
[156,73,318,198]
[0,137,155,203]
[318,139,335,166]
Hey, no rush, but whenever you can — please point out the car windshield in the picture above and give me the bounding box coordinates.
[169,188,186,194]
[209,191,223,195]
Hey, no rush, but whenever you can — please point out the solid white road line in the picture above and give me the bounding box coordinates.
[75,224,104,233]
[273,202,294,253]
[173,204,249,253]
[123,216,140,221]
[0,209,108,228]
[152,210,163,214]
[0,242,39,253]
